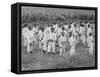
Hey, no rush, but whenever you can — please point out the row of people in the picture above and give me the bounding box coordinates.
[22,21,94,56]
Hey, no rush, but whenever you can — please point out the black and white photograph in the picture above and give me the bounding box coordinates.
[19,3,97,72]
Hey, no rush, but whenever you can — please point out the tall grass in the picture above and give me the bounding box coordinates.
[21,13,95,24]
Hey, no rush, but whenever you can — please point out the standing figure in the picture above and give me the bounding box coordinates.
[22,24,29,47]
[41,28,48,53]
[26,26,35,53]
[57,26,62,37]
[69,21,76,33]
[86,22,92,37]
[75,24,80,44]
[80,22,86,44]
[69,32,76,56]
[87,33,94,55]
[59,32,67,56]
[63,23,69,37]
[47,27,57,53]
[38,29,44,49]
[53,23,58,31]
[32,26,38,45]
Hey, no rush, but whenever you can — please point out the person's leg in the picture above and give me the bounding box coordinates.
[24,38,27,46]
[39,41,42,55]
[47,43,51,53]
[39,41,41,49]
[59,47,63,56]
[70,46,72,55]
[73,45,75,55]
[81,35,84,44]
[83,35,85,44]
[27,42,30,53]
[43,41,47,51]
[70,45,75,56]
[52,42,55,53]
[63,47,66,56]
[89,43,93,55]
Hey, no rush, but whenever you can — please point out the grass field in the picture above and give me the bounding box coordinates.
[21,42,95,71]
[21,23,95,71]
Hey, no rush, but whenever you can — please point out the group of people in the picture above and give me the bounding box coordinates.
[22,21,94,56]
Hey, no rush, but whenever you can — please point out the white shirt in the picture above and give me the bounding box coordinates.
[80,26,85,35]
[22,27,29,38]
[87,27,92,37]
[26,30,34,42]
[70,22,75,32]
[48,32,57,41]
[69,35,75,46]
[87,35,93,47]
[57,27,62,36]
[38,30,43,41]
[59,35,66,47]
[64,24,69,30]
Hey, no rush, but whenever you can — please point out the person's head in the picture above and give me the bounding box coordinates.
[88,24,90,28]
[48,24,50,27]
[89,33,92,36]
[85,21,88,24]
[41,28,44,32]
[34,24,37,28]
[62,32,65,36]
[23,24,28,28]
[80,23,84,27]
[50,24,53,28]
[39,26,42,30]
[62,26,65,31]
[80,20,82,24]
[74,23,77,27]
[69,32,72,37]
[64,23,67,25]
[69,25,71,29]
[71,21,75,25]
[58,24,61,28]
[51,27,54,32]
[28,25,32,30]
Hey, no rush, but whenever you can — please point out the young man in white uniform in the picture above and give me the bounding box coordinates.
[41,26,50,52]
[26,26,35,53]
[69,32,76,56]
[47,27,57,53]
[87,33,94,55]
[32,26,39,45]
[63,23,69,30]
[79,23,86,44]
[53,23,58,31]
[69,22,75,32]
[38,29,44,49]
[59,32,67,56]
[69,22,79,44]
[56,26,63,49]
[86,23,92,37]
[22,24,29,47]
[63,23,69,37]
